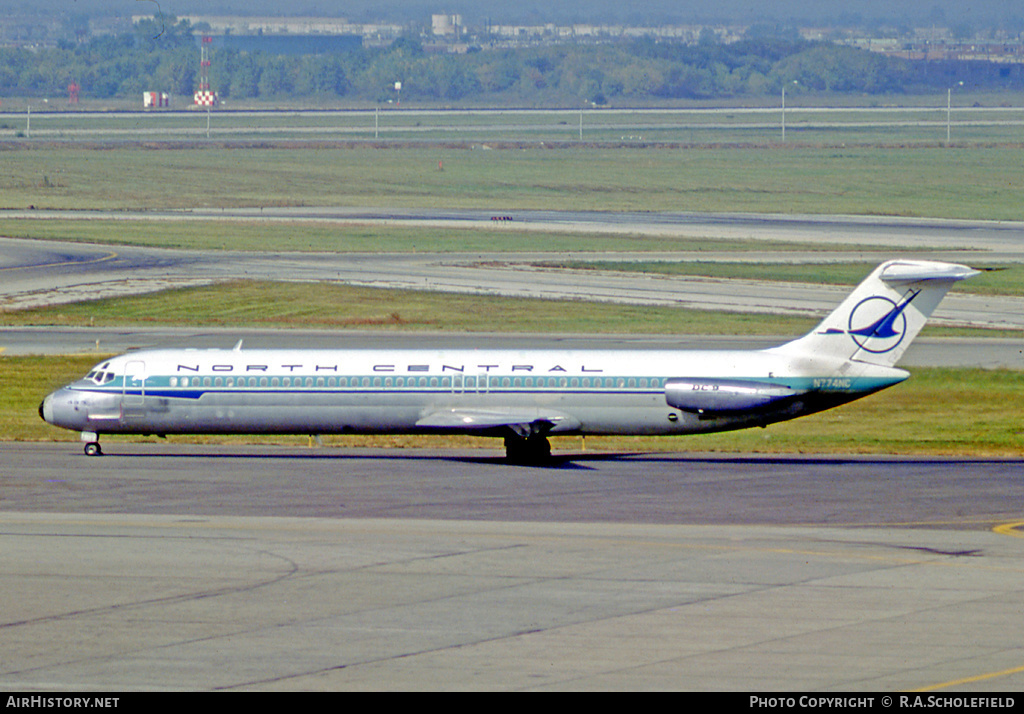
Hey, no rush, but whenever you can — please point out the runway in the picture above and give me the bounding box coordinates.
[2,444,1024,691]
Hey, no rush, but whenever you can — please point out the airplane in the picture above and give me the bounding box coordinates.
[40,259,977,463]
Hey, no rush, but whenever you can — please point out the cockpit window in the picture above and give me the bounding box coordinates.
[86,363,116,385]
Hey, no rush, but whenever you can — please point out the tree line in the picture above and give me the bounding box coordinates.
[2,16,1023,106]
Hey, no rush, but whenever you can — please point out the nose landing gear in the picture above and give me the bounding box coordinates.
[81,432,102,456]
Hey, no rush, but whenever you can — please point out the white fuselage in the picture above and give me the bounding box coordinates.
[40,346,908,439]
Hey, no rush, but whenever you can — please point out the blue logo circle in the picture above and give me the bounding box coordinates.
[846,296,907,354]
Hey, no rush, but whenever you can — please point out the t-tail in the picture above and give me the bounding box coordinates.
[770,259,979,367]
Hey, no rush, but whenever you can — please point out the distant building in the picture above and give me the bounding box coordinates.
[143,91,170,108]
[432,15,462,37]
[178,16,370,35]
[214,34,362,54]
[484,23,740,44]
[147,16,400,51]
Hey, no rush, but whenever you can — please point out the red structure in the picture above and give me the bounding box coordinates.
[68,81,80,105]
[194,35,218,106]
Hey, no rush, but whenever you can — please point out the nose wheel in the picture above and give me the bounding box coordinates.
[80,431,102,456]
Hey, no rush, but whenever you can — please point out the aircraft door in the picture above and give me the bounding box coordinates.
[121,359,147,419]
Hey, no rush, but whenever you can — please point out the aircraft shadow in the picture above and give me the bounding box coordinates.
[99,448,1023,470]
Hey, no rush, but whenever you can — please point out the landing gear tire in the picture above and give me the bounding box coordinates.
[84,442,102,457]
[504,434,551,465]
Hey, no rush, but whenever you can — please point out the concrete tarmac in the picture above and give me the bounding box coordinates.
[2,444,1024,691]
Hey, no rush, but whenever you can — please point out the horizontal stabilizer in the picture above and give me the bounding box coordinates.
[876,261,979,285]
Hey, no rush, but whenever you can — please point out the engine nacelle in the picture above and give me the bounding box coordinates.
[665,378,804,414]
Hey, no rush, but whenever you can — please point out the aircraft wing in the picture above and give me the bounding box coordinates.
[415,408,581,436]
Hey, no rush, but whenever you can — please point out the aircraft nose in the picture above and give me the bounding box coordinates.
[39,388,76,429]
[39,392,55,424]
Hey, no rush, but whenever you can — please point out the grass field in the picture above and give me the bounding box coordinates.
[5,145,1024,220]
[0,219,867,254]
[0,280,822,334]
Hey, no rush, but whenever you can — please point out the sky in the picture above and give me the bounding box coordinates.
[3,0,1021,27]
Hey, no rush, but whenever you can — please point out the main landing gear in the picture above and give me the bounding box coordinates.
[504,434,551,465]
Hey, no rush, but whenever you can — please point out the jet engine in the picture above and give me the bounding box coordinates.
[665,378,804,415]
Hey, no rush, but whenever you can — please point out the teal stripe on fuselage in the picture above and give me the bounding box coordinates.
[72,374,904,401]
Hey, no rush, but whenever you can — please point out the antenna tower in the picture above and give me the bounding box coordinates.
[194,35,217,107]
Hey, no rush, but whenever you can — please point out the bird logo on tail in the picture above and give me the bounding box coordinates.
[821,290,920,354]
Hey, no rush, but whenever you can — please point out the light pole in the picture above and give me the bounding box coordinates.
[782,81,797,142]
[947,81,963,144]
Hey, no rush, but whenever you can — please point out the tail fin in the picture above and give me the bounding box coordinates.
[772,260,978,367]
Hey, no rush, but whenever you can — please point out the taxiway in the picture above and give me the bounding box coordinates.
[2,210,1024,328]
[2,445,1023,691]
